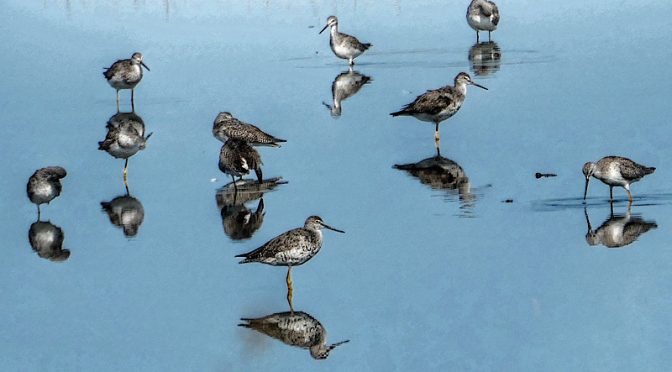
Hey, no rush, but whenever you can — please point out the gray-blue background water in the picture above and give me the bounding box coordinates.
[2,1,671,370]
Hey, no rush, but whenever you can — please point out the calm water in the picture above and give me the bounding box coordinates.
[2,1,672,371]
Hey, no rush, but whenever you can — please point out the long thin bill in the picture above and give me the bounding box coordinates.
[319,24,329,34]
[471,82,488,90]
[323,223,345,233]
[141,61,150,71]
[583,178,590,200]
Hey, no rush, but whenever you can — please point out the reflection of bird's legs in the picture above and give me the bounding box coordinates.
[231,175,238,193]
[123,159,129,186]
[286,266,294,313]
[476,31,480,43]
[627,189,633,204]
[37,205,41,221]
[116,90,120,112]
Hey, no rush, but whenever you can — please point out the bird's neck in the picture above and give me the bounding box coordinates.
[330,25,339,37]
[455,82,468,95]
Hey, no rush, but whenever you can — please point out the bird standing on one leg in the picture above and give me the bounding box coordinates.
[390,72,487,150]
[27,166,67,219]
[319,16,371,66]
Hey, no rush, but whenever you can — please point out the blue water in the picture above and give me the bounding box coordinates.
[2,1,672,370]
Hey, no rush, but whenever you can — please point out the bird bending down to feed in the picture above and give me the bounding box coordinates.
[467,0,500,42]
[583,156,655,203]
[390,72,487,149]
[236,216,344,310]
[103,52,150,111]
[212,112,286,147]
[319,16,372,66]
[27,166,67,219]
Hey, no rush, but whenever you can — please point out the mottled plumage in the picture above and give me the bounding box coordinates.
[467,0,500,42]
[585,208,657,248]
[221,199,265,241]
[319,16,372,66]
[213,112,286,147]
[219,140,263,184]
[101,195,145,237]
[239,311,349,360]
[323,69,372,117]
[236,216,344,266]
[98,114,151,160]
[28,221,70,262]
[583,156,655,202]
[391,72,487,144]
[27,167,67,214]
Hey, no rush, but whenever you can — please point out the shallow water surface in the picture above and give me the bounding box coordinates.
[2,1,672,371]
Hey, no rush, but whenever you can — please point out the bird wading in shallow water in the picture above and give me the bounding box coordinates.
[103,52,150,112]
[235,216,344,310]
[466,0,500,42]
[218,139,263,192]
[27,166,67,219]
[212,112,286,147]
[319,16,372,66]
[582,156,655,203]
[390,72,487,149]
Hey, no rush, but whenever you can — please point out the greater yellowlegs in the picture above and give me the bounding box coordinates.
[390,72,487,147]
[319,16,371,66]
[239,311,349,359]
[236,216,344,305]
[99,112,152,183]
[29,221,70,262]
[213,112,286,147]
[323,69,372,117]
[584,206,657,248]
[468,41,501,76]
[219,140,263,190]
[582,156,655,203]
[103,52,150,111]
[101,194,145,237]
[27,166,67,218]
[466,0,500,42]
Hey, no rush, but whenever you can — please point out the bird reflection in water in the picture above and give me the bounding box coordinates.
[584,205,657,248]
[239,311,349,360]
[322,69,372,118]
[98,112,152,186]
[215,177,287,241]
[101,183,145,238]
[468,41,501,76]
[28,220,70,262]
[394,149,483,216]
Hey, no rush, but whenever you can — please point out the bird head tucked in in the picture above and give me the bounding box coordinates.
[131,52,150,71]
[309,340,350,360]
[214,112,234,124]
[455,72,488,90]
[582,162,597,200]
[304,215,345,233]
[319,16,338,34]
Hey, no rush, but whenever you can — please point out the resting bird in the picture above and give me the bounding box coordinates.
[27,166,67,218]
[466,0,500,42]
[218,139,263,190]
[212,112,286,147]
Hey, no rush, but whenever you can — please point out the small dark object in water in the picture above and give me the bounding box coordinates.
[535,172,557,179]
[503,199,513,203]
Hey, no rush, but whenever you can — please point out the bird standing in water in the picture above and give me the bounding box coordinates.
[319,16,372,66]
[390,72,487,149]
[27,166,67,219]
[236,216,344,310]
[218,139,263,191]
[103,52,150,111]
[466,0,500,42]
[582,156,655,203]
